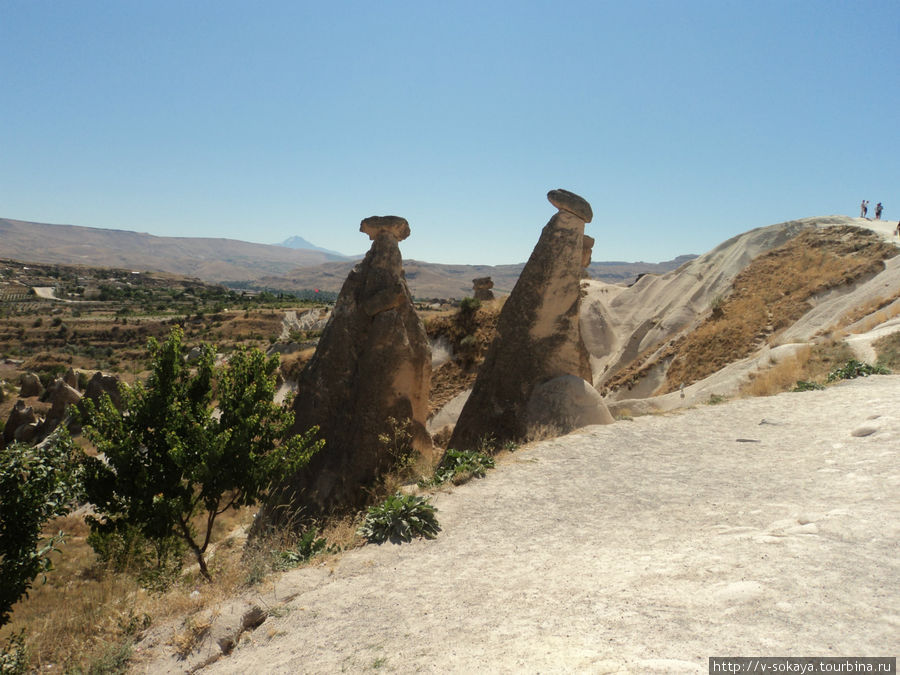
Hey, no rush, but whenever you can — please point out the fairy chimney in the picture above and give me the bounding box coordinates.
[449,189,612,450]
[267,215,433,520]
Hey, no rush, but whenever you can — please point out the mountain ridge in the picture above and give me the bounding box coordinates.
[1,217,695,298]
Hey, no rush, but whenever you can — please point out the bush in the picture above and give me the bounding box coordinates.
[793,380,825,392]
[458,297,481,314]
[0,432,81,627]
[826,359,890,383]
[87,524,185,592]
[357,494,440,544]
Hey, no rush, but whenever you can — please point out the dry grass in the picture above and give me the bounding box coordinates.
[0,505,264,672]
[742,346,812,397]
[873,332,900,371]
[739,340,855,397]
[836,296,900,336]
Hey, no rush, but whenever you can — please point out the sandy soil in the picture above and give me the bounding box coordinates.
[140,374,900,674]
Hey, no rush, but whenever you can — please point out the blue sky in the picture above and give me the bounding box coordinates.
[2,1,898,265]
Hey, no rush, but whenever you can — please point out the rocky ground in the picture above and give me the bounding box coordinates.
[136,375,900,674]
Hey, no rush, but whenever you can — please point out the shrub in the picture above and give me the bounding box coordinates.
[0,431,81,627]
[377,417,417,478]
[826,359,890,383]
[458,297,481,314]
[793,380,825,392]
[357,494,440,544]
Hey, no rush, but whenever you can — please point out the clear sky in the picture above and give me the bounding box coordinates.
[2,1,898,265]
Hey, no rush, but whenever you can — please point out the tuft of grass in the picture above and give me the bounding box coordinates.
[742,346,811,397]
[705,394,727,405]
[873,331,900,372]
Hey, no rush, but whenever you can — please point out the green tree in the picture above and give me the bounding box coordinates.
[80,327,322,580]
[0,431,81,627]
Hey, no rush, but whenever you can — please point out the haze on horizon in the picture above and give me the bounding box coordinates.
[2,1,898,266]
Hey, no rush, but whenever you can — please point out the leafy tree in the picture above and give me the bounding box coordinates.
[80,327,322,580]
[0,431,81,627]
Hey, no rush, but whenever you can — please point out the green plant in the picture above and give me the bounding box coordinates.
[429,449,495,486]
[80,327,323,580]
[275,529,329,570]
[793,380,825,392]
[706,394,727,405]
[825,359,890,383]
[87,525,186,592]
[0,431,81,627]
[377,417,417,478]
[0,631,29,674]
[357,494,440,544]
[458,297,481,314]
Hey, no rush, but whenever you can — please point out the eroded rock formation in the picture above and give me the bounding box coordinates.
[449,189,612,449]
[472,277,495,301]
[83,372,123,410]
[268,215,432,519]
[19,372,43,398]
[3,400,38,446]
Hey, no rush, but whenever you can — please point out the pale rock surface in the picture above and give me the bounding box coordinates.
[449,189,610,450]
[265,216,432,519]
[525,374,615,431]
[144,376,900,674]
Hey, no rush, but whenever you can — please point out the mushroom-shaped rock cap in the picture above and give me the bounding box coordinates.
[360,215,410,241]
[547,189,593,223]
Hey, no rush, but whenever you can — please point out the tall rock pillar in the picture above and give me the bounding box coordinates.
[270,216,432,518]
[449,189,611,450]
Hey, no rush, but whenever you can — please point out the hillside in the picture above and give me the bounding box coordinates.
[580,215,900,412]
[0,218,345,282]
[256,255,695,299]
[1,216,694,299]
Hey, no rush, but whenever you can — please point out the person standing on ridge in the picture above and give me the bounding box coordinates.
[875,202,883,220]
[861,200,869,218]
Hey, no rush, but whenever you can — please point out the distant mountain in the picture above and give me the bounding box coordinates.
[0,218,349,282]
[276,236,350,259]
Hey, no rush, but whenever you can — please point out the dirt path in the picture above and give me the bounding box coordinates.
[145,376,900,674]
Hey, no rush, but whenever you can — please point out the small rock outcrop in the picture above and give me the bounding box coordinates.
[267,215,432,519]
[449,189,611,449]
[19,372,43,398]
[63,367,79,389]
[4,400,38,446]
[472,277,495,301]
[40,377,83,436]
[82,372,123,410]
[582,235,595,278]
